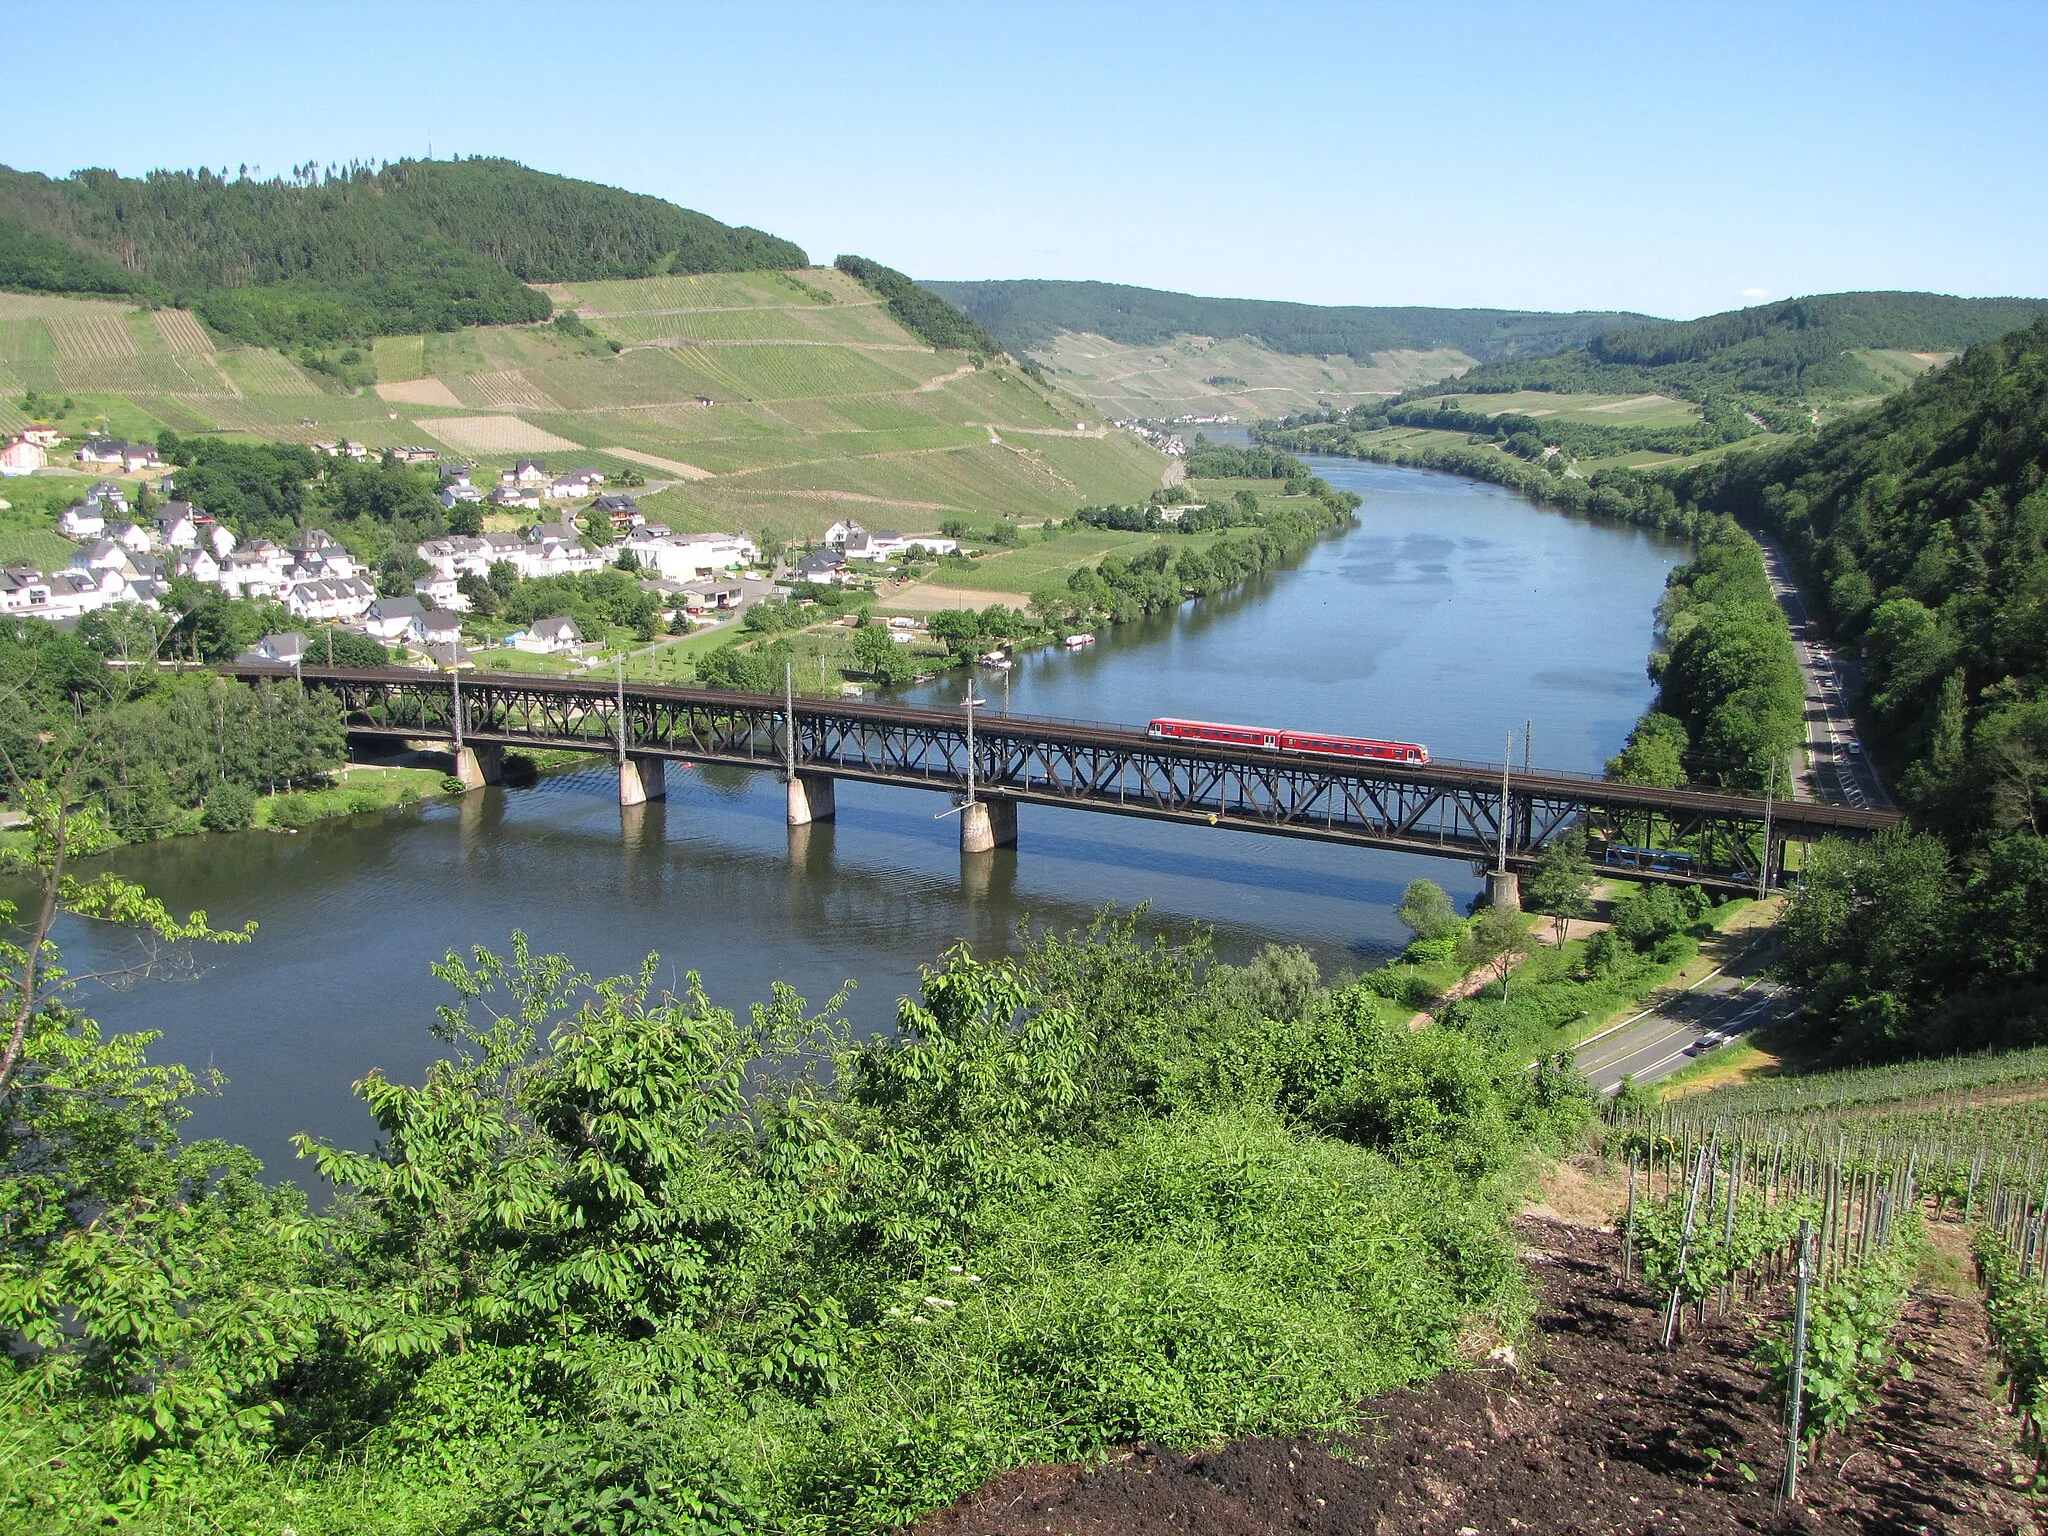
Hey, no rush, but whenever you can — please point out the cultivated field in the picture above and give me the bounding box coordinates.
[1437,389,1703,427]
[1033,330,1475,420]
[0,274,1166,551]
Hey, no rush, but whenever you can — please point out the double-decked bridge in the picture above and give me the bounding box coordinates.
[234,665,1897,893]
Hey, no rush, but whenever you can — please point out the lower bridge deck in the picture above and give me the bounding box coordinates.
[238,665,1900,892]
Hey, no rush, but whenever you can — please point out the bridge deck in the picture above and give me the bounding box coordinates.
[234,664,1898,890]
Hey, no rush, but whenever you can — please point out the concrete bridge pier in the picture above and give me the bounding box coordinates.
[451,742,503,791]
[1486,870,1521,911]
[786,772,836,826]
[618,755,667,806]
[959,798,1018,854]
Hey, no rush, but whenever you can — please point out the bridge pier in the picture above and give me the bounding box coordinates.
[786,772,836,826]
[618,755,667,806]
[959,798,1017,853]
[451,742,503,791]
[1486,870,1521,911]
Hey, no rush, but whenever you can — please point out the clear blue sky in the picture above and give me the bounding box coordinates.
[7,0,2044,321]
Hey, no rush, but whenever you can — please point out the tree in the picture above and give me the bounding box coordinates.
[1465,906,1535,1003]
[1395,879,1460,943]
[1526,829,1596,944]
[324,630,389,668]
[1606,713,1689,787]
[851,624,901,679]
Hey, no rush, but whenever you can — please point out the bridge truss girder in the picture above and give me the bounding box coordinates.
[314,673,1793,891]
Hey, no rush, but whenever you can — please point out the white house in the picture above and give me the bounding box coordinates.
[41,569,126,618]
[245,632,309,666]
[413,571,468,611]
[74,439,166,473]
[19,426,62,449]
[170,546,221,585]
[440,481,485,508]
[72,538,136,574]
[282,576,375,622]
[419,610,465,650]
[513,615,583,654]
[488,484,542,512]
[0,436,47,476]
[363,595,428,644]
[58,504,105,540]
[153,502,206,550]
[823,519,865,548]
[208,522,237,559]
[86,480,128,513]
[621,526,758,582]
[416,535,495,581]
[842,529,957,562]
[0,565,52,613]
[545,469,604,501]
[522,524,604,577]
[509,458,549,487]
[793,549,846,584]
[107,522,155,556]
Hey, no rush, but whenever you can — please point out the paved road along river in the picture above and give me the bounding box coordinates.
[58,455,1690,1170]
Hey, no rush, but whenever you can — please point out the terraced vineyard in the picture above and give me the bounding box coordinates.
[0,273,1165,554]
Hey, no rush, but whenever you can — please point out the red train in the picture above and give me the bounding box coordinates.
[1146,716,1430,764]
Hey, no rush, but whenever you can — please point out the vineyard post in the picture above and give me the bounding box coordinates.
[1721,1151,1741,1313]
[1623,1150,1639,1282]
[1663,1137,1715,1350]
[1777,1218,1814,1513]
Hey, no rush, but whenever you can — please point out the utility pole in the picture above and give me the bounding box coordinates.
[1760,757,1776,898]
[614,656,626,765]
[964,681,980,807]
[784,661,798,783]
[451,663,463,751]
[1524,718,1532,776]
[1497,728,1512,873]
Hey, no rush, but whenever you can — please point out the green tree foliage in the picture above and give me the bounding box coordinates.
[1526,829,1596,943]
[1395,879,1460,943]
[1646,530,1804,788]
[0,212,153,298]
[498,568,657,638]
[922,278,1645,363]
[835,256,1003,357]
[0,158,806,347]
[1605,713,1690,787]
[1401,291,2048,406]
[0,908,1587,1524]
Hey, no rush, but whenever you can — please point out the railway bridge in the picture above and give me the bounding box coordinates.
[231,665,1899,898]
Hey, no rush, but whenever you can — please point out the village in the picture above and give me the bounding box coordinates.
[0,427,979,677]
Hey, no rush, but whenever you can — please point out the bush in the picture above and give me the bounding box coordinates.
[200,781,255,832]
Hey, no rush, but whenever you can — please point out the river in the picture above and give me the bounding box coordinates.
[54,456,1686,1174]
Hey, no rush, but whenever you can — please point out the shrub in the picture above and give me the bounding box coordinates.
[200,781,255,832]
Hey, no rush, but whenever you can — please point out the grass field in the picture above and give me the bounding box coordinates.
[1433,390,1702,428]
[0,278,1169,567]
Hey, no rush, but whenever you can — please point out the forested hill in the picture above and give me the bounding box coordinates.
[0,157,807,348]
[1422,291,2048,405]
[920,278,1653,363]
[1669,317,2048,1054]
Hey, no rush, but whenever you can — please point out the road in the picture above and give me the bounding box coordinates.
[1758,537,1893,810]
[1572,943,1798,1096]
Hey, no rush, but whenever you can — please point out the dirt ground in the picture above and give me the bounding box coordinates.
[916,1218,2041,1536]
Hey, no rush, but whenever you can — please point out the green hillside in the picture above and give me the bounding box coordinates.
[0,270,1165,549]
[0,158,808,348]
[1417,290,2048,409]
[920,279,1653,420]
[924,279,1653,362]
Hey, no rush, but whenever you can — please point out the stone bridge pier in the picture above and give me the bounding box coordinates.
[618,754,667,806]
[451,742,503,791]
[786,772,836,826]
[959,798,1018,853]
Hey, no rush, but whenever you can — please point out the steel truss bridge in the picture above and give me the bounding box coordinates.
[236,665,1899,891]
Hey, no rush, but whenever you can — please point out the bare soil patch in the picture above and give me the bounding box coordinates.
[376,376,464,408]
[415,415,580,454]
[604,445,715,481]
[918,1218,2041,1536]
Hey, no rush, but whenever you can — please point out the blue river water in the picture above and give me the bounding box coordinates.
[60,455,1686,1173]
